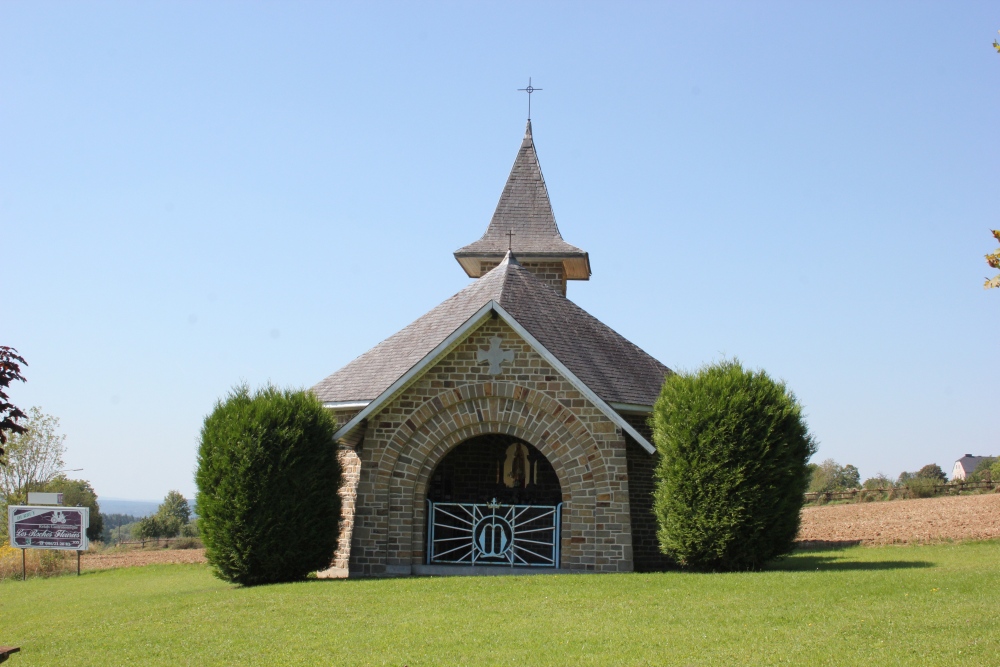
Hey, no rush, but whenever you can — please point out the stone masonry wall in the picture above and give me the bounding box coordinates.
[621,412,672,572]
[346,317,634,575]
[331,447,361,570]
[480,260,566,296]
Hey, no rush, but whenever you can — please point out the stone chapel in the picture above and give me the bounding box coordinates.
[313,121,672,576]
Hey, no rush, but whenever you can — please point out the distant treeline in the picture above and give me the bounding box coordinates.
[101,513,142,544]
[99,492,197,544]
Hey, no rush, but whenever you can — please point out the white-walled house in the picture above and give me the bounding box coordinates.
[951,455,995,480]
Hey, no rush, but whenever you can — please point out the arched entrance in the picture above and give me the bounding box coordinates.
[425,433,563,567]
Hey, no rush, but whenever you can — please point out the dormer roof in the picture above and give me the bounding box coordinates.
[454,121,591,280]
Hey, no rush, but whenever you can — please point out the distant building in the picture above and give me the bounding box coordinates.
[951,454,994,480]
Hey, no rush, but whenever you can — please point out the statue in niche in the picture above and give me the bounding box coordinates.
[503,441,530,488]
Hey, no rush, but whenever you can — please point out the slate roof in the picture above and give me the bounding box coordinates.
[312,253,671,406]
[953,455,995,478]
[454,121,588,260]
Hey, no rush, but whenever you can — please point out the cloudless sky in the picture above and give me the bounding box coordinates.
[3,2,998,501]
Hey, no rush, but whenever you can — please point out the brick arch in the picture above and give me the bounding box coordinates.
[370,382,617,569]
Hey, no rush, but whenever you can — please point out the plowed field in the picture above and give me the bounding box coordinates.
[82,548,207,570]
[797,491,1000,546]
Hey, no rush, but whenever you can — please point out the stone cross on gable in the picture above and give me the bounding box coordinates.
[476,337,514,375]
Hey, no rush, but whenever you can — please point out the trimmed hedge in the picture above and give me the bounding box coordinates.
[196,385,341,586]
[652,360,815,571]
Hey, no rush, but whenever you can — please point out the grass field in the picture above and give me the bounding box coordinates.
[1,541,998,666]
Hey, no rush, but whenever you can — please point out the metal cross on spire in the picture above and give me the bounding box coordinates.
[517,78,542,120]
[506,229,515,251]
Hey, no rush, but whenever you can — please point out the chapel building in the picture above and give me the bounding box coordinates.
[313,121,672,576]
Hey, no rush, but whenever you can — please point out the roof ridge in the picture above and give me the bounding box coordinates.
[494,250,518,303]
[312,256,671,407]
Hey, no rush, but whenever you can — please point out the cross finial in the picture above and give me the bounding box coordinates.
[506,229,515,251]
[517,77,542,120]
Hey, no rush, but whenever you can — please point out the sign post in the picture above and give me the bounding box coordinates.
[7,505,90,578]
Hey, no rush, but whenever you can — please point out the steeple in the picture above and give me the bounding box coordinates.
[454,121,591,295]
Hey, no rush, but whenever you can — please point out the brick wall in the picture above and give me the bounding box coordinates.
[345,318,634,575]
[480,260,567,296]
[622,412,672,572]
[331,447,361,570]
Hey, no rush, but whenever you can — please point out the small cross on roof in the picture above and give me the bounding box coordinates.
[518,78,542,120]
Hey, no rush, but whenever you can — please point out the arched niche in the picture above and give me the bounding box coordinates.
[427,433,562,506]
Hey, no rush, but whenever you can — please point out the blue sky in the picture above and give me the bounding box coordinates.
[3,2,998,500]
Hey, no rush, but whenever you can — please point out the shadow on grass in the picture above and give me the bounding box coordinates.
[769,555,935,572]
[794,539,863,550]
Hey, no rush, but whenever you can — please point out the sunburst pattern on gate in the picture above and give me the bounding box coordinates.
[427,500,562,567]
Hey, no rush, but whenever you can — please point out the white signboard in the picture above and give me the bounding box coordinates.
[7,505,90,551]
[27,492,64,505]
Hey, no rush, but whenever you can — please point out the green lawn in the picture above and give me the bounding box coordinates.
[2,541,998,666]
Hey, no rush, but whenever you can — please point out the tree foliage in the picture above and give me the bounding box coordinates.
[652,360,816,572]
[129,493,196,540]
[966,457,998,483]
[134,515,167,540]
[861,473,894,490]
[101,513,140,544]
[151,490,191,537]
[157,490,191,525]
[808,459,861,493]
[916,464,947,482]
[196,385,341,586]
[44,477,104,542]
[0,346,28,458]
[986,230,1000,289]
[0,407,66,503]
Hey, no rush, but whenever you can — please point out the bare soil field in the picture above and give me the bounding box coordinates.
[797,491,1000,546]
[82,547,207,571]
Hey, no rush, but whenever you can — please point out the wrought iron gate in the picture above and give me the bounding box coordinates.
[427,500,562,567]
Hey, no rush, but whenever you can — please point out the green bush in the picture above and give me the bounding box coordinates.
[180,520,199,538]
[916,464,947,482]
[904,477,940,498]
[134,515,170,540]
[966,458,998,483]
[168,536,202,549]
[135,490,192,539]
[808,459,860,493]
[652,360,816,571]
[196,385,341,586]
[858,489,882,502]
[862,474,894,490]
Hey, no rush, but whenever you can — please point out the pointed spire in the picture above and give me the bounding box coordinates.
[455,121,590,285]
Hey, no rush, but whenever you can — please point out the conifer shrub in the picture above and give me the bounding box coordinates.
[196,385,341,586]
[652,360,816,571]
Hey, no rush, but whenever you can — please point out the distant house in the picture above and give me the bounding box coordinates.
[951,455,994,480]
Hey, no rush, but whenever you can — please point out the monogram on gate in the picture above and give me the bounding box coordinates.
[473,514,514,559]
